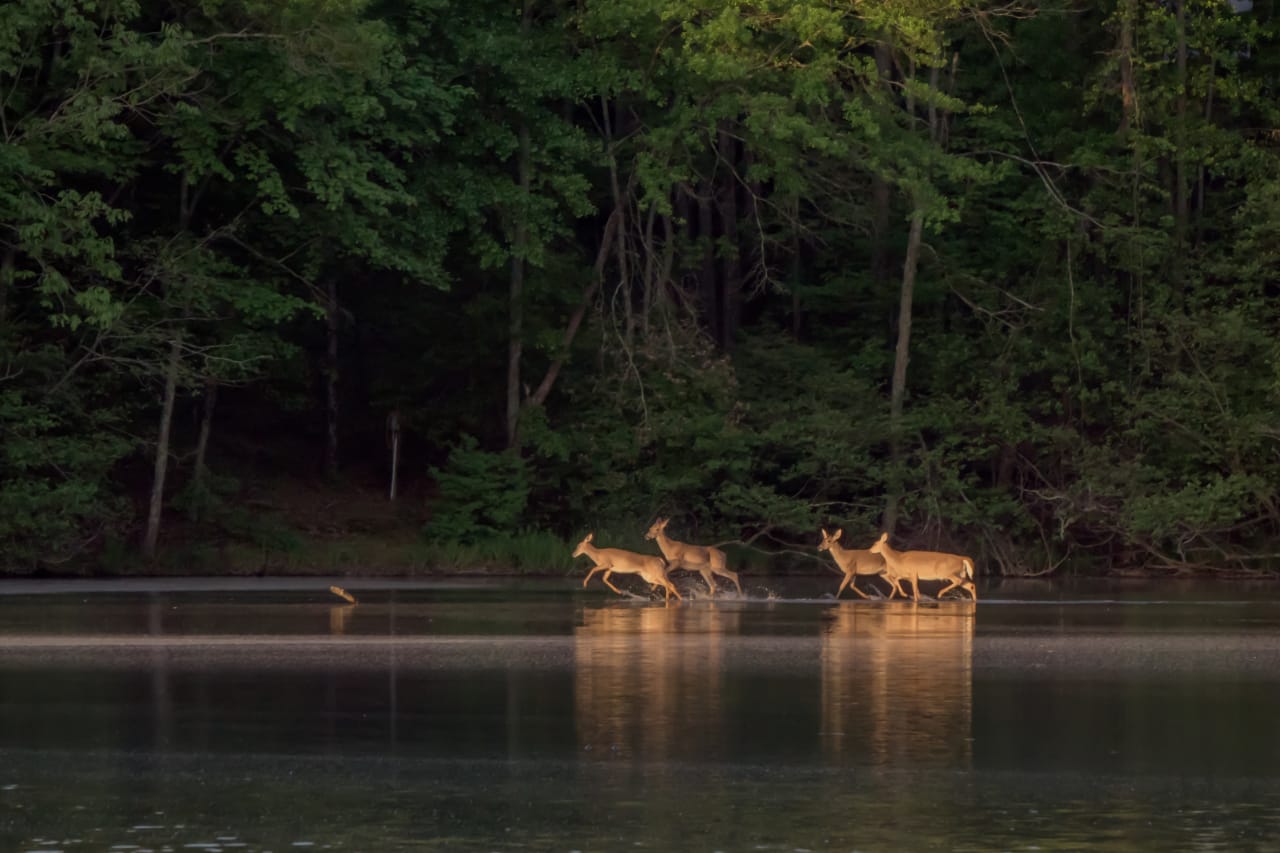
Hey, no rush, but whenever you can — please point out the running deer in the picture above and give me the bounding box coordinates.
[573,532,682,602]
[644,517,743,595]
[868,532,977,601]
[817,528,904,600]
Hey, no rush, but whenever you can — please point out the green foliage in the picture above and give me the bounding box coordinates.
[0,386,131,571]
[4,0,1280,578]
[426,436,531,544]
[220,508,305,555]
[420,530,574,574]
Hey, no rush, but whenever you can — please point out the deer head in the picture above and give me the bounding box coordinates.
[817,528,843,553]
[573,532,595,558]
[868,531,890,557]
[644,518,669,540]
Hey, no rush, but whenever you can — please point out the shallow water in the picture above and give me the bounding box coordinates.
[2,576,1280,851]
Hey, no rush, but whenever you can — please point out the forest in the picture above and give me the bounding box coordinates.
[2,0,1279,577]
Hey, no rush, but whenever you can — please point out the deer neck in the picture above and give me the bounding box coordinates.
[828,541,854,570]
[654,529,681,558]
[875,543,902,572]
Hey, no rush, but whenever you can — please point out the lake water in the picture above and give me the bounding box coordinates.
[2,576,1280,852]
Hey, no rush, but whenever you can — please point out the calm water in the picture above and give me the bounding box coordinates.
[3,576,1280,852]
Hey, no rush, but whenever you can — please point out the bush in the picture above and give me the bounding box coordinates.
[0,387,131,572]
[425,435,531,544]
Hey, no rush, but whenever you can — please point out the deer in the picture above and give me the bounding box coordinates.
[573,532,682,602]
[868,532,977,602]
[817,528,904,600]
[644,517,743,596]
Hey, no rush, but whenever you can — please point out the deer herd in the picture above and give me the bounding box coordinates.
[572,520,977,603]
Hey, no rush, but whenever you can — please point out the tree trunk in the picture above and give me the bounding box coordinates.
[874,42,895,101]
[143,337,182,560]
[870,43,895,288]
[1195,66,1215,247]
[324,278,341,478]
[506,122,530,449]
[790,197,803,338]
[387,409,401,501]
[882,208,925,536]
[871,178,892,288]
[193,379,217,492]
[603,99,633,352]
[1173,0,1189,265]
[641,203,657,340]
[941,51,959,147]
[698,184,719,345]
[659,210,678,358]
[927,61,940,141]
[506,116,533,448]
[0,248,12,325]
[529,207,621,407]
[506,0,534,449]
[905,57,916,121]
[1117,0,1137,136]
[717,127,741,351]
[1118,0,1145,378]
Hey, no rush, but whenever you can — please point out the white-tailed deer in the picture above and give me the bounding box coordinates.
[817,528,904,600]
[869,532,977,602]
[573,532,682,602]
[644,517,742,595]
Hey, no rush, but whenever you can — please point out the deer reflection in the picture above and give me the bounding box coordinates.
[820,603,974,768]
[574,604,740,761]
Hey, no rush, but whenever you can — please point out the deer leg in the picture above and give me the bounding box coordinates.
[651,573,680,601]
[583,565,608,588]
[911,574,922,602]
[710,554,743,595]
[667,578,683,601]
[934,577,959,598]
[716,568,743,595]
[602,571,624,596]
[881,573,906,599]
[699,569,717,595]
[847,575,872,599]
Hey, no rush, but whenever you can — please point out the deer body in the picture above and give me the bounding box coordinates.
[645,518,743,595]
[573,533,682,602]
[818,528,903,599]
[869,532,977,602]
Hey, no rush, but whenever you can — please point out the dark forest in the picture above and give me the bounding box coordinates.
[3,0,1279,577]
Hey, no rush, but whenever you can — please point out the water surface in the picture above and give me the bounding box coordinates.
[2,576,1280,851]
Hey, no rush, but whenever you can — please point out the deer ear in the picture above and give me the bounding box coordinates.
[820,527,829,537]
[834,528,842,539]
[877,532,888,542]
[586,532,594,542]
